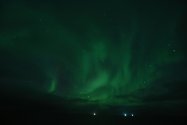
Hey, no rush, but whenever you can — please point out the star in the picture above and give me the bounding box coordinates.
[39,18,43,23]
[172,49,176,53]
[167,43,171,47]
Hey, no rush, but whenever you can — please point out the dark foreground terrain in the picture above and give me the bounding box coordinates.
[0,86,186,125]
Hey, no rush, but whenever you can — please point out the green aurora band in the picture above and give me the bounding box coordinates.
[0,0,186,110]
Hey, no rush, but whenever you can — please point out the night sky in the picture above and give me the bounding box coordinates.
[0,0,187,117]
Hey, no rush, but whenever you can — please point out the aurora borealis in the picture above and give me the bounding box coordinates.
[0,0,187,115]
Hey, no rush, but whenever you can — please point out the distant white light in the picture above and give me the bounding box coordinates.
[131,114,134,117]
[93,112,96,116]
[123,113,127,117]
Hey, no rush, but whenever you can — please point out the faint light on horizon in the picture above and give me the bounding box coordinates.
[93,112,96,116]
[123,113,127,117]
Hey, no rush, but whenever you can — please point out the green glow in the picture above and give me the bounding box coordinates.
[0,1,186,111]
[48,78,57,93]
